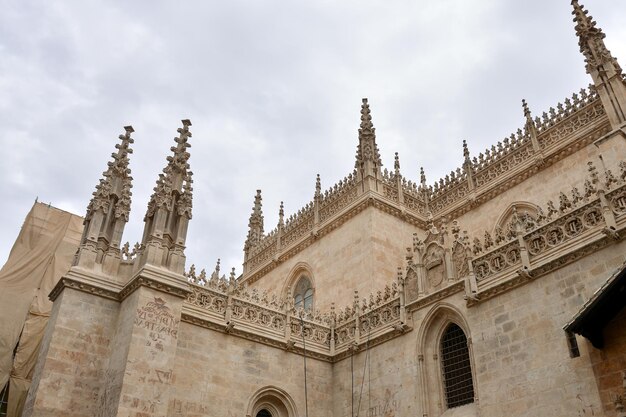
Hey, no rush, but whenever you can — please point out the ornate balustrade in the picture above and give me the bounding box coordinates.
[464,164,626,300]
[182,278,406,362]
[427,85,607,215]
[473,240,521,281]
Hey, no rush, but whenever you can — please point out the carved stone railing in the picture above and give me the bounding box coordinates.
[289,317,332,351]
[429,181,470,214]
[231,297,286,339]
[247,242,277,270]
[425,85,607,215]
[465,167,626,300]
[473,240,521,281]
[186,285,228,318]
[182,279,406,362]
[333,297,403,353]
[472,142,534,188]
[525,200,603,261]
[318,181,359,223]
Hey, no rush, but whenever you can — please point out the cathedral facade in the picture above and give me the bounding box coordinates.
[4,1,626,416]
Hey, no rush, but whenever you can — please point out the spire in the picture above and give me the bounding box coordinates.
[75,126,135,271]
[138,119,193,274]
[522,99,541,153]
[355,98,381,167]
[87,126,134,221]
[419,166,430,212]
[243,189,265,274]
[145,119,193,218]
[462,140,475,191]
[355,98,383,191]
[210,258,221,281]
[571,1,626,127]
[245,189,264,248]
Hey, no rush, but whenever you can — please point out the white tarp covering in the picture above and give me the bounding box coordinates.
[0,202,82,417]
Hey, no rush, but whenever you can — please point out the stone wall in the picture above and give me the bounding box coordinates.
[22,289,119,417]
[465,240,626,417]
[327,239,626,417]
[248,206,421,312]
[168,321,334,417]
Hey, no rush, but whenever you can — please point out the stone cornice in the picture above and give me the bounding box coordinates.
[49,264,191,302]
[120,265,192,300]
[49,267,122,302]
[406,281,465,312]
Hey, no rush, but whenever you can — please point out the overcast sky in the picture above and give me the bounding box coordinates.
[1,0,625,276]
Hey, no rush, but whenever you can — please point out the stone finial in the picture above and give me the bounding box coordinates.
[359,98,375,136]
[355,98,382,170]
[278,201,285,226]
[245,189,264,249]
[571,1,626,127]
[87,125,135,222]
[522,99,542,153]
[522,99,532,120]
[394,152,400,176]
[420,167,427,186]
[462,140,470,162]
[177,171,193,219]
[212,258,221,279]
[137,119,194,274]
[74,125,136,270]
[145,119,193,219]
[588,161,600,185]
[315,174,321,197]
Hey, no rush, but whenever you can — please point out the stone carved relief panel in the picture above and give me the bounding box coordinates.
[424,243,445,291]
[495,202,540,241]
[405,265,419,303]
[452,243,469,279]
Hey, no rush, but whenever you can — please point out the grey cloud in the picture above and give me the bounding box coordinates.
[1,0,624,274]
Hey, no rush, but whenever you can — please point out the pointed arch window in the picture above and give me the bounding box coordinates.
[293,276,313,310]
[440,323,475,408]
[256,410,272,417]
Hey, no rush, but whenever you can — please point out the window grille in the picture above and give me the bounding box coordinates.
[256,410,272,417]
[293,276,313,310]
[0,383,8,417]
[441,323,475,408]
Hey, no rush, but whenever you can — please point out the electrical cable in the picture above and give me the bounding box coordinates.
[300,315,309,417]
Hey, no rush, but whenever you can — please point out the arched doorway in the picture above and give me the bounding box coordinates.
[246,386,298,417]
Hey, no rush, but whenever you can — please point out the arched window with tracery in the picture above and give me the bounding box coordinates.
[293,276,313,310]
[440,323,475,408]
